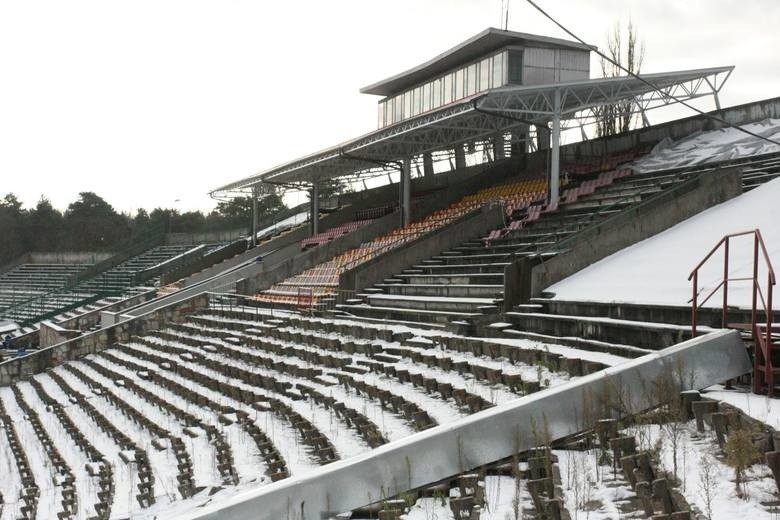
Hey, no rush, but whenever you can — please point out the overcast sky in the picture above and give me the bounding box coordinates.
[0,0,777,215]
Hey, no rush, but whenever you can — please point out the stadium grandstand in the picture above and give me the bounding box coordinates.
[1,25,780,520]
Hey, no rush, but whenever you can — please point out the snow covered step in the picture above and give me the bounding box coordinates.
[414,262,509,275]
[431,252,512,264]
[364,293,498,313]
[396,273,504,285]
[336,303,480,325]
[504,311,701,351]
[501,328,649,359]
[375,283,503,298]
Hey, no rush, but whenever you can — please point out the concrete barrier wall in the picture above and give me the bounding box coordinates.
[529,167,743,296]
[165,228,247,246]
[161,239,248,286]
[1,252,116,273]
[27,251,116,265]
[35,289,158,347]
[338,205,506,297]
[0,293,209,386]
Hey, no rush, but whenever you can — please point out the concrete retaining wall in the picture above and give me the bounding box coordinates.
[34,289,158,347]
[338,205,506,298]
[0,293,209,386]
[537,298,780,328]
[528,166,743,297]
[526,97,780,172]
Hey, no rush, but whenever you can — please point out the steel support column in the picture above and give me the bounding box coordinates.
[493,134,506,161]
[309,183,319,236]
[454,144,467,170]
[250,186,259,247]
[550,88,561,205]
[401,157,412,227]
[423,152,434,177]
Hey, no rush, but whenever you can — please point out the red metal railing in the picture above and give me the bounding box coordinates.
[688,229,776,394]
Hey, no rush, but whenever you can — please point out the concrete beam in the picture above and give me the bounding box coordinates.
[182,329,750,520]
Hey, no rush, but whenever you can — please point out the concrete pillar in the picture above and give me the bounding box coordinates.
[309,183,320,236]
[401,157,412,227]
[454,144,467,171]
[492,134,506,161]
[251,186,259,246]
[550,88,561,205]
[423,152,434,177]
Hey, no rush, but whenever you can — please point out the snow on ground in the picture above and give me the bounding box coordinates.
[631,118,780,173]
[402,475,534,520]
[548,177,780,308]
[0,387,61,520]
[703,385,780,430]
[633,423,777,520]
[0,406,22,520]
[555,448,633,520]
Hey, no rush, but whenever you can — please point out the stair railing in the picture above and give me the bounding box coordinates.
[688,229,776,394]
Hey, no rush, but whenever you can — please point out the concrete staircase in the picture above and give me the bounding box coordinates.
[335,153,780,329]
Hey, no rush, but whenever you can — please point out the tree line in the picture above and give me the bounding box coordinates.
[0,191,286,266]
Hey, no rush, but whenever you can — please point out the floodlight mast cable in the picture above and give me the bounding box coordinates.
[525,0,780,147]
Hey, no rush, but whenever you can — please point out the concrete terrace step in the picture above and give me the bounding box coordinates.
[397,273,505,285]
[533,298,780,329]
[500,328,650,359]
[504,311,705,350]
[375,283,503,298]
[414,262,510,274]
[362,293,500,313]
[336,303,480,325]
[432,252,512,264]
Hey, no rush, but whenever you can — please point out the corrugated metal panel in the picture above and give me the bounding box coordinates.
[559,68,587,82]
[523,66,556,85]
[524,47,555,69]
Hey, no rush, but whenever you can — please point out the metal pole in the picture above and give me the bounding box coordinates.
[753,234,759,335]
[722,238,729,328]
[692,271,698,336]
[550,88,561,205]
[401,157,412,227]
[752,234,761,393]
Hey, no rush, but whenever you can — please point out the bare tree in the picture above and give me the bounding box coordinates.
[595,19,646,137]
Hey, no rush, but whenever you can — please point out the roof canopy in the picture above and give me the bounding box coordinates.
[212,66,733,194]
[360,28,593,97]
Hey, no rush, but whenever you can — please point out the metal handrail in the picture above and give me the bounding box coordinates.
[688,229,776,395]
